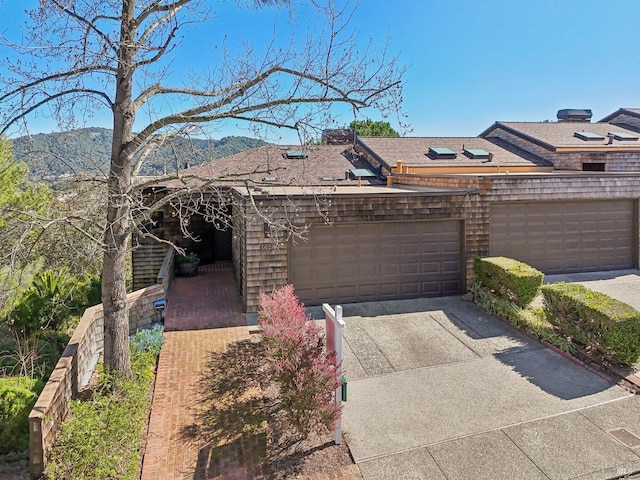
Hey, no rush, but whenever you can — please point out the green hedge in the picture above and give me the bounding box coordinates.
[474,257,544,307]
[0,377,39,455]
[541,283,640,366]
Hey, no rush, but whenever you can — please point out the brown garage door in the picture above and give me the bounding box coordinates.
[289,220,463,306]
[490,200,636,273]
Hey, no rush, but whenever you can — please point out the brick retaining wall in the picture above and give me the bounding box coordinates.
[28,249,173,479]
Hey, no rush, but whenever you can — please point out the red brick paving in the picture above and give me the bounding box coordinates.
[141,327,250,480]
[164,262,247,331]
[141,262,361,480]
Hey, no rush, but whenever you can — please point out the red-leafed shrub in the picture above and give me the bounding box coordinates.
[258,285,342,438]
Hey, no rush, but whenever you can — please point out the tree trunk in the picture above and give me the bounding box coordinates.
[101,0,137,377]
[102,217,132,376]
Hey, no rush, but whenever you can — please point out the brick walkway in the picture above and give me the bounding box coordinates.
[141,262,361,480]
[164,262,247,331]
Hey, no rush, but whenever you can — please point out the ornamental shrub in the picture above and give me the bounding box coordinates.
[474,256,544,307]
[130,323,165,357]
[258,285,342,438]
[0,377,39,455]
[470,282,574,353]
[541,282,640,365]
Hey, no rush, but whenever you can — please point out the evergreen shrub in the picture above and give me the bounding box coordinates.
[474,256,544,307]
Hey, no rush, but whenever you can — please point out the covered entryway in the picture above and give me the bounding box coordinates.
[490,200,636,273]
[289,220,463,305]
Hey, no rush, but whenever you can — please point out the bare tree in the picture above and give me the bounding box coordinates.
[0,0,402,377]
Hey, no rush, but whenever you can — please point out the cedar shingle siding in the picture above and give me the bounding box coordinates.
[133,110,640,311]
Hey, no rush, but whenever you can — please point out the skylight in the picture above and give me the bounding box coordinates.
[464,148,491,159]
[610,131,639,141]
[427,147,457,159]
[349,168,376,178]
[283,149,308,159]
[574,131,605,141]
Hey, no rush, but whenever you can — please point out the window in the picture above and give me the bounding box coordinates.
[463,148,491,159]
[427,147,457,159]
[574,131,605,141]
[582,163,605,172]
[283,149,308,159]
[610,132,639,141]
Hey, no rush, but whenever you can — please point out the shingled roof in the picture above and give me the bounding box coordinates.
[599,108,640,123]
[157,144,384,188]
[481,121,640,150]
[357,136,551,168]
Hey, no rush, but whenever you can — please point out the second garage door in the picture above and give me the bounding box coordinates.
[289,220,463,306]
[490,200,636,273]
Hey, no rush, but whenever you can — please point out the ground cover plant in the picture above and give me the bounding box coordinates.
[45,325,164,480]
[0,377,40,456]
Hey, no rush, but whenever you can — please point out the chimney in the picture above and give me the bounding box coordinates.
[321,129,356,145]
[557,109,592,122]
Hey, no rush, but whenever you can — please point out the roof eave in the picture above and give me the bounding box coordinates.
[480,122,557,152]
[599,108,640,123]
[555,145,640,152]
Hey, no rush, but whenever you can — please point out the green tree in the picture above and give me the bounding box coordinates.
[0,138,52,318]
[1,1,402,377]
[349,119,400,137]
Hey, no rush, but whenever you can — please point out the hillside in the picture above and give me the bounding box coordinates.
[11,127,266,178]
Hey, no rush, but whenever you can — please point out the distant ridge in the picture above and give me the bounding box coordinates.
[10,127,266,178]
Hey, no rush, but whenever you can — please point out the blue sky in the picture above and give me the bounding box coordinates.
[2,0,640,142]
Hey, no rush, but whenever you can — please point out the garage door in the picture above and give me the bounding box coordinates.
[289,220,462,306]
[490,200,635,273]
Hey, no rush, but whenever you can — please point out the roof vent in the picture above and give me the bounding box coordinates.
[557,109,592,122]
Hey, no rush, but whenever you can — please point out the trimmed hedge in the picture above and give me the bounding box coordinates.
[541,282,640,366]
[474,256,544,307]
[0,377,39,455]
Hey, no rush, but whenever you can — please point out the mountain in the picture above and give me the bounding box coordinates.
[11,127,266,178]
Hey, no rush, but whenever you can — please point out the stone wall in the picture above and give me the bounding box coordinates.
[29,284,166,479]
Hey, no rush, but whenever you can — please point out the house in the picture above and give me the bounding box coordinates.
[133,109,640,312]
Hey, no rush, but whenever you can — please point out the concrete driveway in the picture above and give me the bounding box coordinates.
[325,296,640,480]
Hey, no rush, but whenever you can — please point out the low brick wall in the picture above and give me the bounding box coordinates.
[28,283,167,479]
[156,247,175,298]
